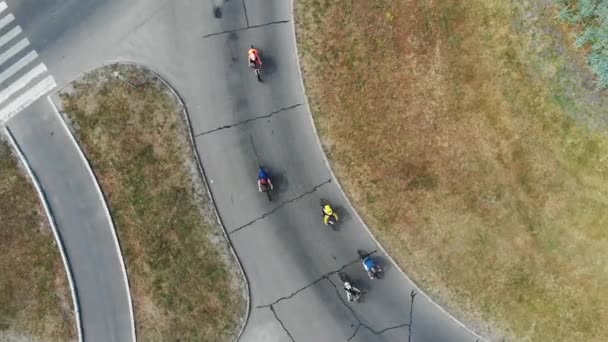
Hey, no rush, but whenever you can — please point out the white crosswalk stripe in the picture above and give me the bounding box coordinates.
[0,13,14,31]
[0,37,29,65]
[0,75,56,120]
[0,50,37,84]
[0,26,21,48]
[0,63,46,103]
[0,1,56,124]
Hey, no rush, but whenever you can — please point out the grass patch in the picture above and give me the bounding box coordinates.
[555,0,608,88]
[296,0,608,340]
[0,140,75,341]
[59,64,245,341]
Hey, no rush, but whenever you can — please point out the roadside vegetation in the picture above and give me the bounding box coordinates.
[296,0,608,340]
[557,0,608,88]
[59,64,245,341]
[0,140,76,341]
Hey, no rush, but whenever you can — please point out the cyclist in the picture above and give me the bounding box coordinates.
[257,168,273,192]
[362,255,381,279]
[344,281,362,302]
[248,46,261,69]
[322,202,338,225]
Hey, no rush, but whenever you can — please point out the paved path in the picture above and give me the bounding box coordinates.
[3,0,483,340]
[5,99,133,342]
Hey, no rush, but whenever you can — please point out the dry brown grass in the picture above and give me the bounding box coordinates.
[0,141,76,341]
[60,64,245,341]
[296,0,608,340]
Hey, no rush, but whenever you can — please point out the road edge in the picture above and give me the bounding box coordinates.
[289,1,486,340]
[152,69,252,341]
[47,96,137,342]
[3,126,83,342]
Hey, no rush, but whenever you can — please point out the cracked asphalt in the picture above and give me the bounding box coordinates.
[195,104,304,139]
[202,20,291,39]
[229,178,332,235]
[7,0,483,340]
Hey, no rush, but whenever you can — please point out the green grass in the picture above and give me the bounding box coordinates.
[296,0,608,340]
[60,64,245,341]
[0,141,75,341]
[555,0,608,88]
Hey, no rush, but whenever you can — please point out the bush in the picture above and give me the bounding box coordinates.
[556,0,608,88]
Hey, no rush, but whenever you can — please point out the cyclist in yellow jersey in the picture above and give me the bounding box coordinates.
[322,202,338,225]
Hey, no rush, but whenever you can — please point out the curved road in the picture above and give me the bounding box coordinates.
[5,0,482,341]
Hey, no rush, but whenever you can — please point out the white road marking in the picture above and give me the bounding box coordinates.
[0,12,14,31]
[0,75,56,123]
[0,7,57,125]
[0,50,37,84]
[0,37,28,66]
[0,25,21,48]
[0,62,46,104]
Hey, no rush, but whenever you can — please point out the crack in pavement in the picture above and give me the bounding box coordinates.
[241,0,249,27]
[255,250,406,341]
[270,305,295,342]
[229,178,331,235]
[352,323,411,342]
[325,276,414,341]
[327,276,377,341]
[408,290,417,342]
[202,20,290,38]
[194,104,303,137]
[347,324,362,342]
[326,276,383,341]
[377,321,412,336]
[255,254,365,309]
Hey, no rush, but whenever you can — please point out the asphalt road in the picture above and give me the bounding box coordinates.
[6,100,133,342]
[4,0,483,341]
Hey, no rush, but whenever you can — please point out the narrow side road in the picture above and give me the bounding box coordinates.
[6,98,134,342]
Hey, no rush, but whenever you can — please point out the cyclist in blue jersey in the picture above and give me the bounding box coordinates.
[257,167,273,193]
[362,255,382,279]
